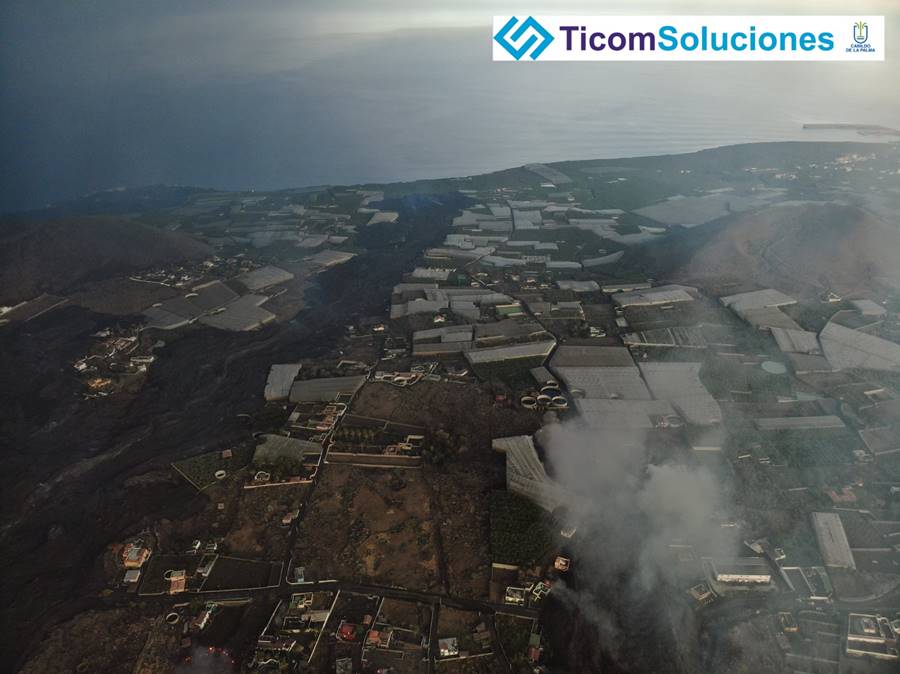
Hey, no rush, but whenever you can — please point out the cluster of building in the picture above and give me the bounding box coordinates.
[128,256,241,288]
[399,179,900,670]
[250,591,337,668]
[118,163,900,671]
[143,268,292,331]
[120,537,153,587]
[72,325,157,396]
[428,198,659,272]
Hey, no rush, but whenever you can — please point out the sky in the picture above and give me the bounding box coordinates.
[4,1,898,48]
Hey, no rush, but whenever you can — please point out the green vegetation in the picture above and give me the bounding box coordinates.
[490,491,554,567]
[423,430,455,465]
[772,522,823,567]
[255,454,304,480]
[172,445,253,491]
[332,422,423,457]
[769,429,857,468]
[495,615,535,672]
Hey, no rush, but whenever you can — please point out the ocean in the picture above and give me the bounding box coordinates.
[2,23,899,212]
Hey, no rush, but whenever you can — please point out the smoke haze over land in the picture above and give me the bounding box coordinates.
[541,419,732,582]
[538,417,735,668]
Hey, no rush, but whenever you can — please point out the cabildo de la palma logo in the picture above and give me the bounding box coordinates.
[849,20,875,53]
[492,15,884,61]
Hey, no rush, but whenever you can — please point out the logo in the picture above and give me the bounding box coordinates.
[492,15,884,62]
[847,20,875,53]
[494,16,554,60]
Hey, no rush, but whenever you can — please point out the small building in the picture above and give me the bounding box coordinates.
[688,582,715,606]
[123,543,152,569]
[554,556,571,572]
[504,586,528,605]
[167,570,187,594]
[439,637,459,658]
[367,629,393,649]
[411,267,452,281]
[846,613,899,661]
[777,612,799,633]
[195,605,215,630]
[123,569,141,584]
[337,621,361,642]
[709,557,772,584]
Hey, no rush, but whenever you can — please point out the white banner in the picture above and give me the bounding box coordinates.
[492,16,884,61]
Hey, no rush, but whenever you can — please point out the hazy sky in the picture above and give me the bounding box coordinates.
[4,1,896,84]
[4,0,898,38]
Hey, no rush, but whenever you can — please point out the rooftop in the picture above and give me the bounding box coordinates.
[264,363,302,401]
[612,284,696,308]
[811,512,856,570]
[465,339,556,365]
[770,327,821,355]
[574,399,678,429]
[254,434,323,465]
[754,416,846,431]
[493,435,563,512]
[638,362,722,426]
[820,322,900,371]
[555,280,600,293]
[550,345,636,369]
[720,288,796,311]
[236,265,294,291]
[289,375,367,403]
[198,295,275,331]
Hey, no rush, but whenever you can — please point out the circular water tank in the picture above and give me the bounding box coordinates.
[520,396,537,409]
[537,394,552,406]
[214,470,227,480]
[165,612,180,625]
[761,361,788,375]
[550,396,568,409]
[664,414,684,428]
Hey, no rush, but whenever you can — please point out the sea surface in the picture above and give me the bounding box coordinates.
[2,23,899,212]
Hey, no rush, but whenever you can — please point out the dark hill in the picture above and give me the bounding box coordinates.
[0,217,211,303]
[633,202,900,299]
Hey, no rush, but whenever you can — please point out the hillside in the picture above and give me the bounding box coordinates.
[652,202,900,299]
[0,217,211,304]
